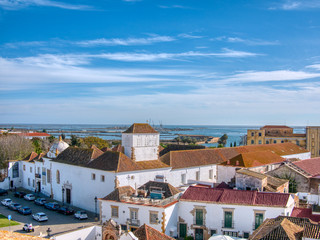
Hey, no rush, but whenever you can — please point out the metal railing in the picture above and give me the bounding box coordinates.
[121,193,181,206]
[193,219,205,226]
[127,218,140,226]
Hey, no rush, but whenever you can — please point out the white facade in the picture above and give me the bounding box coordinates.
[178,196,295,239]
[100,198,179,237]
[51,225,102,240]
[122,133,159,162]
[282,152,311,160]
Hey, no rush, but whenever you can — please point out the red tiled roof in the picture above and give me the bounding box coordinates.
[215,182,232,189]
[180,186,290,207]
[261,125,292,129]
[23,152,38,162]
[221,150,285,168]
[133,224,174,240]
[123,123,158,134]
[291,207,320,222]
[16,132,51,137]
[292,157,320,177]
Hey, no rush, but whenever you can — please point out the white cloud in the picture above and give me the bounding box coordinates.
[76,36,175,47]
[212,36,279,46]
[306,64,320,71]
[223,70,320,83]
[271,0,320,10]
[0,0,91,10]
[158,5,189,9]
[178,33,204,39]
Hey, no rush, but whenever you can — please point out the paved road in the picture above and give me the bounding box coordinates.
[0,190,99,238]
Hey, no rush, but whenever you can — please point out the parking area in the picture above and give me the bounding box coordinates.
[0,188,99,238]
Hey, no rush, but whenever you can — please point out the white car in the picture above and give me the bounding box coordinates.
[1,198,12,206]
[24,194,35,201]
[32,212,48,222]
[74,211,88,220]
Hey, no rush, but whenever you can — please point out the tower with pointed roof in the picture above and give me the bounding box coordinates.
[122,123,160,162]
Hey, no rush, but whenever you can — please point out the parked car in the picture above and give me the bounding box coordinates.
[44,202,60,210]
[8,203,22,211]
[24,194,35,201]
[34,198,46,206]
[0,188,8,196]
[22,223,34,232]
[18,206,32,215]
[1,198,12,206]
[57,206,74,215]
[14,191,27,198]
[32,212,48,222]
[74,211,88,220]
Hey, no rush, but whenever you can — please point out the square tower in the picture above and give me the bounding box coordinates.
[122,123,160,162]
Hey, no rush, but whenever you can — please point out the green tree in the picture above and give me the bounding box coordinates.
[48,135,55,143]
[70,135,81,147]
[218,134,228,147]
[81,136,110,149]
[61,133,66,140]
[230,142,233,147]
[32,138,42,154]
[234,141,237,147]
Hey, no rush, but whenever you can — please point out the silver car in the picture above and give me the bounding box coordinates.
[1,198,12,206]
[24,194,35,201]
[74,211,88,220]
[32,212,48,222]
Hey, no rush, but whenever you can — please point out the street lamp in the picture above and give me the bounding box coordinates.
[62,187,65,206]
[94,196,98,219]
[8,176,10,191]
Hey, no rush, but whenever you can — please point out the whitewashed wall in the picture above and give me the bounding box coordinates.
[0,161,22,189]
[21,161,36,191]
[178,196,294,237]
[282,152,311,160]
[100,199,178,235]
[217,165,236,184]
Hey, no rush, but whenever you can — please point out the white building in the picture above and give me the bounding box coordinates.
[2,123,309,215]
[99,181,181,237]
[178,185,295,240]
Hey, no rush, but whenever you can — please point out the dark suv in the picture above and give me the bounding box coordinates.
[44,202,60,210]
[57,206,74,215]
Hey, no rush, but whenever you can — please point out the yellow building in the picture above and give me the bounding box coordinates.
[306,126,320,158]
[247,125,306,148]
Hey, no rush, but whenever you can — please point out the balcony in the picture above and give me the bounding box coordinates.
[221,220,235,229]
[35,173,41,178]
[127,218,140,226]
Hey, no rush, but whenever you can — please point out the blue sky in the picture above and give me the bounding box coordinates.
[1,0,320,125]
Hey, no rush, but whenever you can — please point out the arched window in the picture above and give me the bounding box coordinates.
[56,170,60,184]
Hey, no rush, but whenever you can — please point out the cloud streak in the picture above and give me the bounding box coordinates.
[212,36,279,46]
[270,0,320,10]
[76,35,175,47]
[0,0,91,10]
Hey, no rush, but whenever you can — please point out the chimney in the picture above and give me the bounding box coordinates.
[227,160,230,165]
[59,135,62,141]
[236,160,239,166]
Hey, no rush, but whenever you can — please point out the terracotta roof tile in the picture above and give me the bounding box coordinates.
[133,224,174,240]
[136,160,169,170]
[292,157,320,177]
[123,123,158,134]
[91,145,104,159]
[261,125,292,129]
[291,207,320,222]
[23,152,38,162]
[180,186,290,207]
[138,181,180,198]
[101,186,135,201]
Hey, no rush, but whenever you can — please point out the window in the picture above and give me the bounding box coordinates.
[223,231,238,237]
[181,174,186,184]
[273,140,277,143]
[56,170,60,184]
[258,132,262,137]
[224,211,233,228]
[47,169,51,184]
[42,167,46,186]
[209,169,213,179]
[101,175,105,182]
[130,208,138,220]
[37,167,40,174]
[266,140,269,144]
[32,180,35,187]
[258,140,262,144]
[251,140,254,144]
[28,178,30,186]
[195,209,204,226]
[251,132,254,136]
[23,165,26,171]
[30,167,32,173]
[111,206,119,218]
[281,140,284,143]
[149,211,158,224]
[92,173,96,180]
[196,171,200,181]
[254,213,264,229]
[296,140,300,146]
